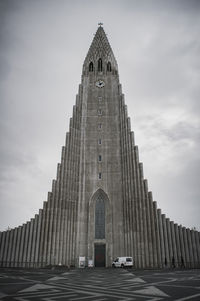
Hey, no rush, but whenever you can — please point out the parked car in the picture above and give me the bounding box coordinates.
[112,257,133,268]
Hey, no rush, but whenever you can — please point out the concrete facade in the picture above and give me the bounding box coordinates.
[0,26,200,268]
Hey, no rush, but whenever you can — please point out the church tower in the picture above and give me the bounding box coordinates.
[0,25,200,269]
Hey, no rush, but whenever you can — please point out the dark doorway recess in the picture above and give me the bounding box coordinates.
[95,244,106,267]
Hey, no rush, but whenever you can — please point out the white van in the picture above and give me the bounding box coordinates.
[112,257,133,268]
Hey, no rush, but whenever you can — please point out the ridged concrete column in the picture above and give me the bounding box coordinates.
[31,215,38,266]
[130,133,138,267]
[35,209,42,267]
[170,221,178,266]
[7,229,13,267]
[174,224,181,266]
[182,227,190,268]
[187,229,194,268]
[153,202,161,267]
[11,228,18,267]
[178,225,186,267]
[128,131,136,263]
[157,209,165,267]
[43,192,51,266]
[23,222,30,267]
[191,230,198,267]
[39,203,47,266]
[14,226,22,267]
[162,215,169,267]
[58,147,66,265]
[62,134,70,266]
[166,218,173,266]
[148,192,158,267]
[195,231,200,267]
[133,146,143,268]
[27,219,34,267]
[144,180,153,267]
[18,225,26,266]
[139,163,147,268]
[0,232,6,266]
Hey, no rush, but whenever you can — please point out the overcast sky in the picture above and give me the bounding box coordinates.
[0,0,200,231]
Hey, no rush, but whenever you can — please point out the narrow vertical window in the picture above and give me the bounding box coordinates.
[89,62,93,72]
[95,197,105,239]
[98,123,102,129]
[98,58,102,72]
[99,155,102,162]
[98,139,101,145]
[98,97,102,102]
[98,109,102,115]
[98,172,102,179]
[107,62,112,72]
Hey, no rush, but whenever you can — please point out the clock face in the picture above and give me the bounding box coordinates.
[95,80,105,88]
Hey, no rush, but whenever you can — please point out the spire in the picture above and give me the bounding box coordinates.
[83,25,118,73]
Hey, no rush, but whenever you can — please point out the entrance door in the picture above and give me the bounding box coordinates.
[94,244,106,267]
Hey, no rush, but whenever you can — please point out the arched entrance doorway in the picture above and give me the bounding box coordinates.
[88,189,112,267]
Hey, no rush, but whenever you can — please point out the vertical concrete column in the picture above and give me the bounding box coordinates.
[130,131,138,266]
[157,209,165,267]
[120,102,128,255]
[153,202,161,267]
[58,147,66,265]
[49,179,57,265]
[27,219,34,267]
[7,229,14,267]
[162,216,169,267]
[43,192,52,265]
[47,193,53,265]
[71,126,79,266]
[148,192,158,268]
[18,224,26,267]
[2,231,10,267]
[14,226,22,267]
[174,224,181,266]
[127,130,134,259]
[62,134,70,266]
[139,163,148,268]
[67,129,74,266]
[35,209,42,267]
[39,202,47,267]
[134,146,143,268]
[55,164,62,265]
[11,228,18,267]
[0,232,6,266]
[170,221,178,266]
[166,218,173,266]
[178,225,186,267]
[22,222,30,267]
[182,227,190,268]
[65,130,73,267]
[194,231,200,267]
[186,229,194,268]
[144,180,152,267]
[191,230,198,267]
[31,216,38,267]
[126,120,133,258]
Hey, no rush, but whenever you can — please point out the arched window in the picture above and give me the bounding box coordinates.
[89,62,93,72]
[95,197,105,239]
[98,58,103,72]
[107,62,112,72]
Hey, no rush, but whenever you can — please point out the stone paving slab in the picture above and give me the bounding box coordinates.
[0,268,200,300]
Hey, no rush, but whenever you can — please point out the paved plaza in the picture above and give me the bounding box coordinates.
[0,268,200,300]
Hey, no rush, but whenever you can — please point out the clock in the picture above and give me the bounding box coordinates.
[95,80,105,88]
